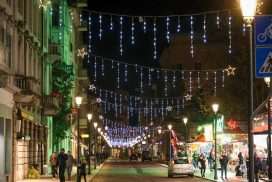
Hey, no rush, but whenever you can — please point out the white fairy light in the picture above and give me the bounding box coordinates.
[216,13,220,29]
[177,16,181,32]
[222,70,225,87]
[120,16,123,56]
[148,68,152,86]
[190,16,194,58]
[124,64,128,82]
[140,67,143,93]
[172,71,176,88]
[88,15,92,54]
[110,16,113,30]
[153,18,157,60]
[143,17,147,33]
[166,17,170,43]
[228,13,232,54]
[99,14,102,40]
[203,15,207,43]
[189,71,192,95]
[117,63,120,88]
[164,71,168,96]
[131,17,135,44]
[94,57,97,82]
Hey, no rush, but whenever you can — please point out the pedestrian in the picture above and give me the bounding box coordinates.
[192,151,199,169]
[58,148,68,182]
[208,151,214,171]
[254,153,262,182]
[66,150,74,181]
[49,152,58,178]
[219,152,229,180]
[80,157,87,182]
[198,153,206,177]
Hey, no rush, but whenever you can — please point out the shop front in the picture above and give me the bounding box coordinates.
[15,108,47,181]
[0,88,13,182]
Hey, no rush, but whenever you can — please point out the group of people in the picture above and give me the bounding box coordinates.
[49,148,87,182]
[192,151,229,179]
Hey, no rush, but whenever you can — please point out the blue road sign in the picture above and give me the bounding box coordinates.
[255,16,272,78]
[256,47,272,77]
[255,16,272,46]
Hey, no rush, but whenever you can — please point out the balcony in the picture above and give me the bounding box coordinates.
[77,0,88,8]
[14,75,41,103]
[43,95,61,116]
[48,43,61,63]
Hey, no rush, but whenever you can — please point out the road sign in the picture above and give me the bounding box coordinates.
[255,16,272,46]
[255,16,272,77]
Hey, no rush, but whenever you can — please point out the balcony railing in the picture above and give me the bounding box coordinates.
[43,95,61,116]
[14,75,41,96]
[77,0,88,8]
[48,43,61,63]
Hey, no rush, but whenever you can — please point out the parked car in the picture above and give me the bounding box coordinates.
[142,151,152,161]
[129,153,138,161]
[168,156,194,177]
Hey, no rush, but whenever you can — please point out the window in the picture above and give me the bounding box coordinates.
[5,32,12,68]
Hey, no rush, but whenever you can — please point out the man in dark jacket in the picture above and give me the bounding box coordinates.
[58,148,68,182]
[219,152,229,180]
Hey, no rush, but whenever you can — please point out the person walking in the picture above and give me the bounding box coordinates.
[254,153,262,182]
[49,152,58,178]
[198,153,206,177]
[66,150,74,181]
[58,148,68,182]
[219,152,229,180]
[192,152,199,169]
[80,157,87,182]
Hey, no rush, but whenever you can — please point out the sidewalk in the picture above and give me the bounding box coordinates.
[194,168,248,182]
[16,160,106,182]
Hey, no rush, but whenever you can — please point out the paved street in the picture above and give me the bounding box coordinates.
[91,160,210,182]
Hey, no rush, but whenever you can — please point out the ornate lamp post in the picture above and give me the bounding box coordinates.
[93,122,98,169]
[75,96,82,182]
[240,1,257,181]
[168,124,173,161]
[87,113,93,174]
[212,103,219,180]
[264,77,272,180]
[183,117,188,149]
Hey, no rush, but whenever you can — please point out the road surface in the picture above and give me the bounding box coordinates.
[91,160,210,182]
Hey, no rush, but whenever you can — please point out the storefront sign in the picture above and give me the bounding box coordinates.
[216,115,224,133]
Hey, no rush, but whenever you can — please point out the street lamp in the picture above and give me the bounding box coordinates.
[240,1,257,181]
[75,96,82,182]
[264,77,272,180]
[212,103,219,180]
[93,121,98,169]
[87,113,92,175]
[183,117,188,150]
[168,124,173,161]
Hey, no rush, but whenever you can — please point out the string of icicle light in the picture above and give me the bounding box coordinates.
[81,8,245,60]
[98,98,186,122]
[88,54,228,96]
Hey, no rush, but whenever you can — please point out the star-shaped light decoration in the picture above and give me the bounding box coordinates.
[77,48,87,59]
[184,94,192,101]
[166,106,173,112]
[224,65,236,76]
[39,0,51,9]
[89,84,96,91]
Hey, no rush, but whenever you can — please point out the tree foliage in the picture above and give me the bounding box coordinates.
[52,62,74,149]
